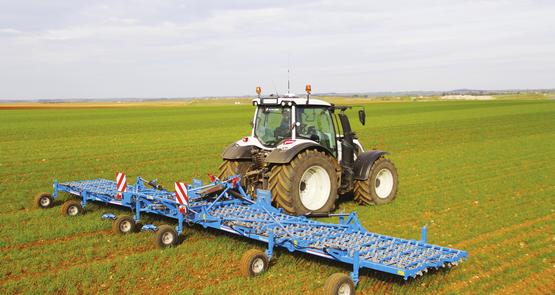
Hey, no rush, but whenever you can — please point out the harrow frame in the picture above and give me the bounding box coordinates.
[48,175,467,287]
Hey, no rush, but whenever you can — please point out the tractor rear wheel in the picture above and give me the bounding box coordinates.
[269,149,339,215]
[353,157,398,205]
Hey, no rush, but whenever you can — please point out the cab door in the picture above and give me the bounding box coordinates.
[295,106,337,157]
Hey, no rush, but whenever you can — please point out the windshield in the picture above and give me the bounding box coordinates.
[254,106,291,146]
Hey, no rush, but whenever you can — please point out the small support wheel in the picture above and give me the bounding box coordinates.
[154,225,178,249]
[112,215,136,235]
[61,200,83,216]
[34,193,53,209]
[324,273,355,295]
[239,249,269,277]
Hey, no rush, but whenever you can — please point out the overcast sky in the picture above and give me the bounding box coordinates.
[1,0,554,99]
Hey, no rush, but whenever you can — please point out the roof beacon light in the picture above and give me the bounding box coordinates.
[305,83,311,104]
[256,86,262,98]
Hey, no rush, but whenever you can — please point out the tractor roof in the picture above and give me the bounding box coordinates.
[252,94,331,107]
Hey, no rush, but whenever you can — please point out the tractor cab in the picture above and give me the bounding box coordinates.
[251,92,337,156]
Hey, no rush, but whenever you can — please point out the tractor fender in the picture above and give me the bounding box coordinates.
[265,140,334,164]
[353,150,389,180]
[222,136,271,160]
[222,143,252,160]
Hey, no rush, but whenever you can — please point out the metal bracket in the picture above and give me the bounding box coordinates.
[101,213,117,220]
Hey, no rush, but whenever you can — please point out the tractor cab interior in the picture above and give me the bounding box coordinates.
[295,106,337,156]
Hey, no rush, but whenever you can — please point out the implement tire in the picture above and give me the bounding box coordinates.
[34,193,53,209]
[239,249,269,277]
[269,149,339,215]
[353,157,398,205]
[324,273,355,295]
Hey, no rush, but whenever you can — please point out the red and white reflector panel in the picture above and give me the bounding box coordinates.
[175,182,189,214]
[115,172,127,199]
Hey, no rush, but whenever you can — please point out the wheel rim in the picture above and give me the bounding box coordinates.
[251,257,264,274]
[120,220,132,232]
[299,165,331,211]
[39,196,51,207]
[161,231,174,245]
[375,168,394,199]
[338,282,351,295]
[67,205,79,216]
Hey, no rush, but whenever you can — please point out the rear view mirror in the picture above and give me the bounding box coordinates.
[358,110,366,126]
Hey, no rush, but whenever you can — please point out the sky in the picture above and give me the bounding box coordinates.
[0,0,554,100]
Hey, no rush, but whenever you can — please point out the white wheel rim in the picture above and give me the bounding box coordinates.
[120,221,132,232]
[251,257,265,274]
[40,197,50,207]
[299,165,331,211]
[162,231,174,245]
[375,168,394,199]
[338,282,351,295]
[68,205,79,216]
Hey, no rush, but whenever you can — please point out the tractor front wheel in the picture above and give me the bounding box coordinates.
[353,157,398,205]
[217,160,251,181]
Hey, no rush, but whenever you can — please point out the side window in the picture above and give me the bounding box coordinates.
[296,107,336,155]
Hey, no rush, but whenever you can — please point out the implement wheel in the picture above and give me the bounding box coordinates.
[353,157,398,205]
[154,225,178,249]
[34,193,53,209]
[269,149,339,215]
[61,200,83,216]
[112,215,136,235]
[324,273,355,295]
[239,249,269,277]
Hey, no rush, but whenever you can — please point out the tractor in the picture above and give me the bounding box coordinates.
[218,85,398,215]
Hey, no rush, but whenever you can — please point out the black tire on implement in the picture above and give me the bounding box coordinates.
[324,273,355,295]
[33,193,53,209]
[61,199,83,216]
[239,249,269,277]
[353,157,398,205]
[153,224,178,249]
[268,149,339,215]
[112,215,136,235]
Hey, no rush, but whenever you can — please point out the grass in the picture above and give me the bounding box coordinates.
[0,99,554,294]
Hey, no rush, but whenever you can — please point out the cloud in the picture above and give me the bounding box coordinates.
[0,0,554,99]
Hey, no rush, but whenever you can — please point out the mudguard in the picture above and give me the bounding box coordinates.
[353,150,389,180]
[222,143,252,160]
[265,141,333,164]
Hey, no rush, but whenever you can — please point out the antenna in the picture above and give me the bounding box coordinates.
[287,68,290,94]
[287,54,291,94]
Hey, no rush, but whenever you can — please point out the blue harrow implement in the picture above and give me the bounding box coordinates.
[35,174,467,294]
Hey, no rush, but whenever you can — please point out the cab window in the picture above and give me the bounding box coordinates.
[295,107,336,155]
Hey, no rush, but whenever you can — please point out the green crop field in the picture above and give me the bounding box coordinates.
[1,99,554,294]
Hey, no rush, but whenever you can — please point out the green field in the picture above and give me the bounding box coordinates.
[1,99,554,294]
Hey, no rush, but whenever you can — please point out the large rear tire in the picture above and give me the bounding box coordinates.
[353,157,398,205]
[269,149,339,215]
